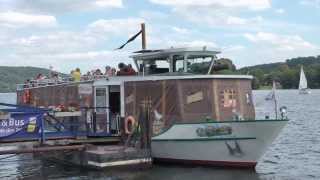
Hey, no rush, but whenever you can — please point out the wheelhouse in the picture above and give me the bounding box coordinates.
[131,47,220,75]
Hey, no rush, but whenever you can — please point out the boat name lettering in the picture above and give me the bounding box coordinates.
[196,124,232,137]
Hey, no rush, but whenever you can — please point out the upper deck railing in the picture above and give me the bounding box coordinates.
[16,75,110,91]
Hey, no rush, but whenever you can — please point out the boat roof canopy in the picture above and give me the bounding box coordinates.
[93,74,253,86]
[130,46,220,60]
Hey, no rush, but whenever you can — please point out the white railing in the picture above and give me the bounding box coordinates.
[17,75,110,90]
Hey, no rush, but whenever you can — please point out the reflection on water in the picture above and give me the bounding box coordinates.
[1,90,320,179]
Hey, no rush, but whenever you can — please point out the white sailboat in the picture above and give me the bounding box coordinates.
[299,66,310,94]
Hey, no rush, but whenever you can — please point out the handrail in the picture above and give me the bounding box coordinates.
[17,75,111,90]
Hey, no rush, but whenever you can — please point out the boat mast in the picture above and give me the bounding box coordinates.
[141,23,146,50]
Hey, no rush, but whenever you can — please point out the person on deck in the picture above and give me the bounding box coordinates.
[105,66,113,76]
[95,69,103,76]
[127,64,136,75]
[72,68,81,82]
[116,63,126,76]
[36,73,46,80]
[111,68,116,76]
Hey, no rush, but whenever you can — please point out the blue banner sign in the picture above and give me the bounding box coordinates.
[0,113,42,138]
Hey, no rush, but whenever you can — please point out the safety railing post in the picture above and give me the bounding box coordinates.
[40,113,45,145]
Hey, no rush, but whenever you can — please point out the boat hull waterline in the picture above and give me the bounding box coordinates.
[151,120,288,168]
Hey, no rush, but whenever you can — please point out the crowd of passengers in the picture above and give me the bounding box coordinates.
[23,63,136,88]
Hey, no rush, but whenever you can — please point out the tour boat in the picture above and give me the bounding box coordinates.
[15,47,288,168]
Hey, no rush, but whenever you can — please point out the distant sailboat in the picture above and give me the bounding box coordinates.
[299,66,310,94]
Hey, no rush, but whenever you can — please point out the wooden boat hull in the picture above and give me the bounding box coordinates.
[151,120,288,168]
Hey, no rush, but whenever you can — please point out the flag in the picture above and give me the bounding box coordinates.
[115,30,142,50]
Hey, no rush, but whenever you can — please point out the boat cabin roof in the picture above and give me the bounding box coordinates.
[93,74,253,86]
[130,47,220,60]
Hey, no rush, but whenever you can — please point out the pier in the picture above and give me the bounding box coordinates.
[0,102,152,169]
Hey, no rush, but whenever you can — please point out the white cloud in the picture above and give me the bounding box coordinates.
[222,45,246,52]
[94,0,123,8]
[235,32,320,67]
[150,0,271,10]
[243,32,317,51]
[0,11,57,28]
[1,17,145,56]
[172,6,264,27]
[148,0,271,29]
[1,0,123,14]
[139,11,169,20]
[87,18,145,36]
[0,17,148,73]
[172,27,189,34]
[152,1,267,29]
[166,40,217,49]
[4,50,131,73]
[227,16,263,25]
[9,32,97,54]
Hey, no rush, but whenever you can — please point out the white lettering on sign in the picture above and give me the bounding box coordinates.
[79,84,93,95]
[187,91,204,104]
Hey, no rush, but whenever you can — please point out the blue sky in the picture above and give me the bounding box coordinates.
[0,0,319,73]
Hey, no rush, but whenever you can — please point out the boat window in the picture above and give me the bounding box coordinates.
[95,88,106,113]
[221,89,236,108]
[186,56,214,74]
[173,55,185,72]
[136,59,169,74]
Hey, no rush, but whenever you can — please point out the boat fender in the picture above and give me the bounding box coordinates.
[125,116,136,134]
[23,89,31,104]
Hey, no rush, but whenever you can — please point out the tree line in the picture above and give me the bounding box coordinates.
[189,55,320,89]
[239,56,320,89]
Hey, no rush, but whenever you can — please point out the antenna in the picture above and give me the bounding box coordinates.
[273,81,278,119]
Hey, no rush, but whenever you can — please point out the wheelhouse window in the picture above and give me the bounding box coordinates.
[136,59,169,74]
[187,55,214,74]
[173,55,185,72]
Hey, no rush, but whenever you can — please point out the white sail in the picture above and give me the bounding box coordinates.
[299,66,308,90]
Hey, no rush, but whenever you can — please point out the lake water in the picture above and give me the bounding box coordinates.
[0,90,320,180]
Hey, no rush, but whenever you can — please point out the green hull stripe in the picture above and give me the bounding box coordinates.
[175,119,289,125]
[152,137,256,142]
[152,119,288,138]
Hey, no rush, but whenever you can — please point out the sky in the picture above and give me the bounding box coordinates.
[0,0,320,73]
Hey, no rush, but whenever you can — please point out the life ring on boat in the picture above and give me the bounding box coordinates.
[125,116,136,134]
[23,89,31,104]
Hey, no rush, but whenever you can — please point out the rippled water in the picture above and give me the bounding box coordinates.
[0,90,319,180]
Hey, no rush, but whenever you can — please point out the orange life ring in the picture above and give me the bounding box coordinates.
[125,116,136,134]
[23,89,31,104]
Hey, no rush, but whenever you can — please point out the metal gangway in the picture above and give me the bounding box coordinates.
[0,103,120,144]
